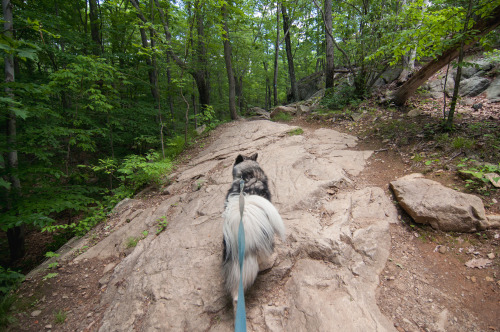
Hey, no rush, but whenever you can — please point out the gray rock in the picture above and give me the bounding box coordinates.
[75,120,398,332]
[462,59,494,79]
[407,109,424,117]
[270,105,296,118]
[421,74,455,98]
[472,103,483,110]
[459,76,490,97]
[485,77,500,102]
[390,173,489,232]
[195,124,206,135]
[31,310,42,317]
[247,107,270,119]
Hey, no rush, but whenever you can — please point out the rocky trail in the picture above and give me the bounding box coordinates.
[11,119,500,331]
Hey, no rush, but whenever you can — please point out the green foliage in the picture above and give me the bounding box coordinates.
[0,267,24,296]
[458,158,500,192]
[125,237,139,249]
[45,251,60,270]
[156,216,168,235]
[272,112,293,122]
[287,128,304,136]
[116,151,172,192]
[452,136,475,150]
[0,294,17,328]
[321,85,362,111]
[42,273,58,281]
[54,309,67,324]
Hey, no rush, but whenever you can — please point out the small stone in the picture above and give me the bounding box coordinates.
[472,103,483,110]
[485,277,494,282]
[45,325,52,329]
[31,310,42,317]
[471,276,477,283]
[487,253,495,259]
[62,295,69,299]
[87,312,93,317]
[439,246,447,254]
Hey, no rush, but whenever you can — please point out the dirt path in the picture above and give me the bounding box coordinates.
[9,119,500,332]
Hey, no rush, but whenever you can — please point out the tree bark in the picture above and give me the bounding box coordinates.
[273,2,280,106]
[130,0,160,104]
[281,5,298,102]
[88,0,102,55]
[3,0,25,262]
[194,0,210,113]
[445,0,473,130]
[392,5,500,106]
[324,0,334,89]
[221,3,238,120]
[263,61,270,109]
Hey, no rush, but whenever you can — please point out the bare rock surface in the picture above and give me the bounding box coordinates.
[390,173,489,232]
[74,120,398,331]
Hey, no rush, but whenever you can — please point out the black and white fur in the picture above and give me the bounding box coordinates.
[222,153,285,309]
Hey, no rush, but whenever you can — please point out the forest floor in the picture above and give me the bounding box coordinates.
[5,93,500,331]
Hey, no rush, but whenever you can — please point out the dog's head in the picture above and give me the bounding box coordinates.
[234,153,258,166]
[232,153,262,180]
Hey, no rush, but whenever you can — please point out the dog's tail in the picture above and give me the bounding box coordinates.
[223,194,285,297]
[223,194,285,261]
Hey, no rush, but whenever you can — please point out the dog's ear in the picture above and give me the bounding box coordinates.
[234,154,244,165]
[249,153,258,161]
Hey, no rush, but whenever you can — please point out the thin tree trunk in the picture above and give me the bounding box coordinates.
[446,0,474,131]
[221,3,238,120]
[273,2,280,106]
[88,0,102,55]
[3,0,24,262]
[263,61,270,109]
[392,4,500,106]
[324,0,334,89]
[238,75,243,113]
[194,0,210,113]
[281,4,298,102]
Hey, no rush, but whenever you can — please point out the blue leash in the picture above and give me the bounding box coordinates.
[235,179,246,332]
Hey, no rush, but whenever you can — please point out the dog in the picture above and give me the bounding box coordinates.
[222,153,285,310]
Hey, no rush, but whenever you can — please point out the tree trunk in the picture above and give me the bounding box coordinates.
[273,2,280,106]
[263,62,270,109]
[281,5,298,102]
[137,26,160,104]
[221,3,238,120]
[238,75,244,113]
[88,0,102,55]
[393,4,500,106]
[154,0,212,113]
[324,0,334,89]
[3,0,24,262]
[445,0,474,131]
[194,0,210,113]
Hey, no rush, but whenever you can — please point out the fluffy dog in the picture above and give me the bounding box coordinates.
[222,153,285,309]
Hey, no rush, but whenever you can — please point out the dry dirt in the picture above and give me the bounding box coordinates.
[6,95,500,331]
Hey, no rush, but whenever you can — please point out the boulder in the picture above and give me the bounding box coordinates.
[289,71,324,102]
[247,107,271,119]
[270,105,296,119]
[485,77,500,102]
[390,173,489,232]
[461,59,494,79]
[459,76,490,97]
[421,74,455,98]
